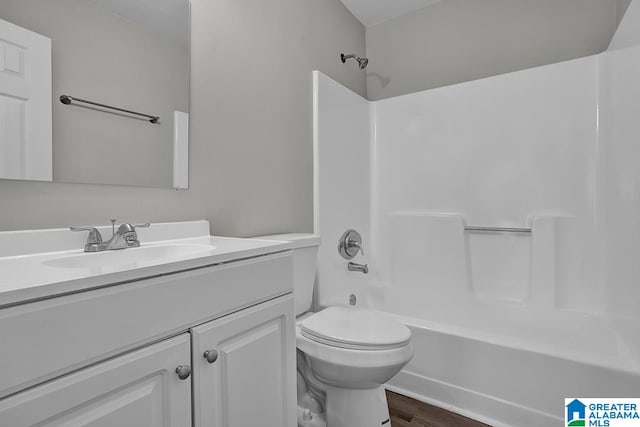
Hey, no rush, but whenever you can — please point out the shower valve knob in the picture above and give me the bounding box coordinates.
[338,229,364,260]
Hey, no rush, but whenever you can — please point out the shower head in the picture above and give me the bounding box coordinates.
[341,53,369,70]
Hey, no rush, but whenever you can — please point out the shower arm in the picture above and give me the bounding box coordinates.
[341,53,357,63]
[340,52,368,69]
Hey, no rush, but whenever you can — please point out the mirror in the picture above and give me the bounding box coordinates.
[0,0,190,188]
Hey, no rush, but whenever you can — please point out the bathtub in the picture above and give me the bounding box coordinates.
[383,313,640,426]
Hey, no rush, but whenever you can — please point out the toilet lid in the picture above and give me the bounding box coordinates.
[300,307,411,350]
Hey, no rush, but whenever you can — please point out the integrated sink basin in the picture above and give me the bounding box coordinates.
[43,243,217,270]
[0,220,292,308]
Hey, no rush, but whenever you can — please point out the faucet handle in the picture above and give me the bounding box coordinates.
[347,239,363,256]
[118,223,150,248]
[113,223,149,233]
[70,226,102,242]
[70,226,103,252]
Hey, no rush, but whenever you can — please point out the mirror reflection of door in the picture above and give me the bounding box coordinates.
[0,0,189,188]
[0,18,52,182]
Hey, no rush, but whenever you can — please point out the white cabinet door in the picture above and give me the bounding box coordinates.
[192,294,297,427]
[0,334,192,427]
[0,18,52,181]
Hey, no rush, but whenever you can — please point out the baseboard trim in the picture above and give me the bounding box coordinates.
[386,370,562,427]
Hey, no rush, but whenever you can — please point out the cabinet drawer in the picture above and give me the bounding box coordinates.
[0,334,191,427]
[0,252,292,398]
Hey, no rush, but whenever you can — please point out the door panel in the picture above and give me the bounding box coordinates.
[0,334,191,427]
[192,295,296,427]
[0,18,52,181]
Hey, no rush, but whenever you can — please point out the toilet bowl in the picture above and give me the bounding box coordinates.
[297,307,413,427]
[253,233,413,427]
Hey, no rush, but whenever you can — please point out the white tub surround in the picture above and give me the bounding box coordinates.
[313,71,371,308]
[0,221,297,426]
[312,23,640,423]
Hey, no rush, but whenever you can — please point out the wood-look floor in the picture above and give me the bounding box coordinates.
[387,391,491,427]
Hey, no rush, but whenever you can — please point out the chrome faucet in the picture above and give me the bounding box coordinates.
[71,219,150,252]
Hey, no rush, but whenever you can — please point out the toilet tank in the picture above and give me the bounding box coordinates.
[253,233,320,316]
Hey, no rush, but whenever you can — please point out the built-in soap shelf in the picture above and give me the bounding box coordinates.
[389,212,581,307]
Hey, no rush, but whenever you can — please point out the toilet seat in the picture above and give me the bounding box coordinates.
[296,327,414,389]
[299,307,412,351]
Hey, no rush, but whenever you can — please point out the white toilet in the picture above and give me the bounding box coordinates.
[256,233,414,427]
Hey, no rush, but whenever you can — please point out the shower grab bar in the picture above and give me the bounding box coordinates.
[464,226,531,233]
[59,95,159,124]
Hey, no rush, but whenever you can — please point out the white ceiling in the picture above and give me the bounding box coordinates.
[340,0,441,27]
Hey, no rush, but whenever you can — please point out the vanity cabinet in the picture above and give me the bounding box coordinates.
[0,334,192,426]
[0,251,296,427]
[192,295,296,427]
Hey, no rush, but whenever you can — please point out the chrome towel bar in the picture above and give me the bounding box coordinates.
[464,226,531,233]
[59,95,159,124]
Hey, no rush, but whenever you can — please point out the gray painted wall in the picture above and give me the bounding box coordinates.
[0,0,189,187]
[366,0,631,100]
[610,0,640,49]
[0,0,366,235]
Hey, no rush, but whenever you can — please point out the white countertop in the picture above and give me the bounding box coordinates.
[0,221,291,308]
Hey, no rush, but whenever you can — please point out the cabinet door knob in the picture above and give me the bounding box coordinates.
[203,349,219,364]
[175,364,191,380]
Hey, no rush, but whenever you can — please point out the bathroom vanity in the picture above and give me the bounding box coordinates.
[0,221,297,426]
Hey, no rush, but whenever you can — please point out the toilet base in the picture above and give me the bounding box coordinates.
[325,385,390,427]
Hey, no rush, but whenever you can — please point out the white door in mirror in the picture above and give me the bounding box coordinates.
[0,18,52,181]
